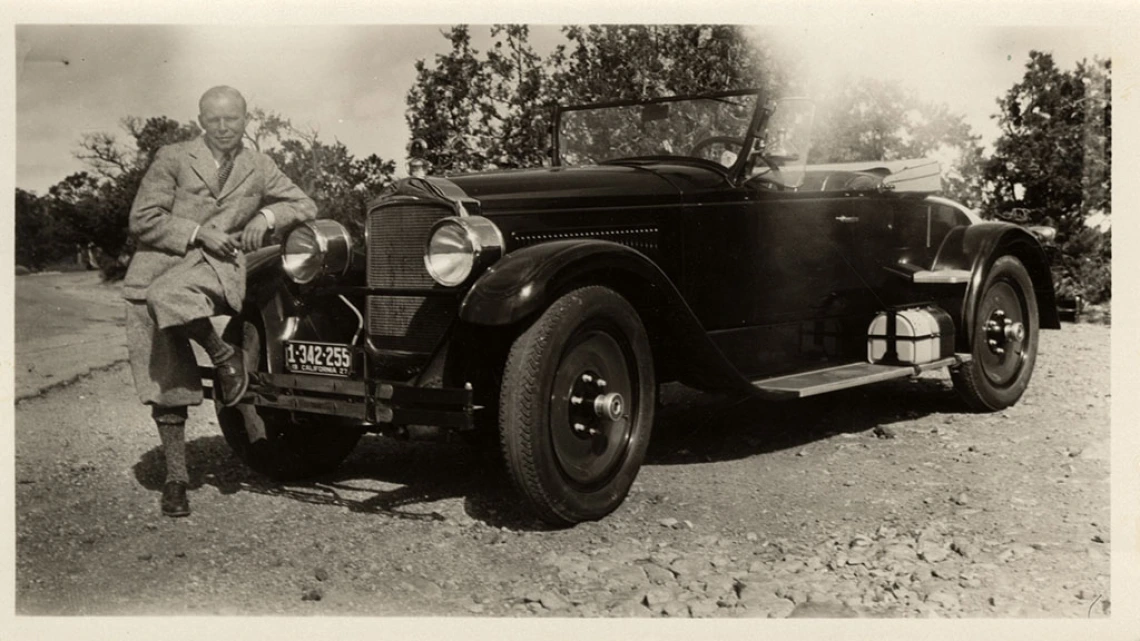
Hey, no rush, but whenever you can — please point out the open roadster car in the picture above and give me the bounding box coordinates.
[205,89,1059,526]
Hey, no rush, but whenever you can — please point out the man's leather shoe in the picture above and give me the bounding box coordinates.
[215,347,249,407]
[161,481,191,517]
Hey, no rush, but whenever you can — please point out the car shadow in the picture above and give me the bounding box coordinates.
[647,377,970,465]
[132,434,542,530]
[131,377,974,531]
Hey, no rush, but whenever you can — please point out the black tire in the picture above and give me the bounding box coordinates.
[216,316,364,481]
[951,255,1040,411]
[499,286,656,526]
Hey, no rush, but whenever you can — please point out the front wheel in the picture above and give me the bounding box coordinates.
[499,286,656,526]
[951,255,1040,411]
[216,316,364,480]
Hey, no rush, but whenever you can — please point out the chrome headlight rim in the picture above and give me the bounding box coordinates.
[281,219,353,285]
[423,215,504,287]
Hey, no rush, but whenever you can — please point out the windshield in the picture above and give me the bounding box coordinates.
[557,93,760,169]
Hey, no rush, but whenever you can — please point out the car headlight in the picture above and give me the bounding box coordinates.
[424,216,504,287]
[281,220,353,284]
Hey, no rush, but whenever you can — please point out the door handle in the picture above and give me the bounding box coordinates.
[834,216,859,223]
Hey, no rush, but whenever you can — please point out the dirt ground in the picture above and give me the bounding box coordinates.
[12,270,1115,628]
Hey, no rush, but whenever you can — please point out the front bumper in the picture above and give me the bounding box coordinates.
[200,367,474,429]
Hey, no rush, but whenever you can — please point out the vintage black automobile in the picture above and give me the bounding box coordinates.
[205,89,1059,526]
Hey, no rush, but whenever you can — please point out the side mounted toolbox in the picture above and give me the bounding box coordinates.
[867,306,955,365]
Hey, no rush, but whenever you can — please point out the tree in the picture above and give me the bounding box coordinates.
[63,116,203,276]
[809,77,987,206]
[483,25,549,169]
[406,25,788,175]
[248,109,397,240]
[984,51,1111,302]
[406,26,497,173]
[27,108,393,280]
[548,25,785,104]
[15,188,73,269]
[985,52,1110,233]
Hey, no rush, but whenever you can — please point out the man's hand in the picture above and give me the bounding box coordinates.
[196,227,240,260]
[240,214,270,252]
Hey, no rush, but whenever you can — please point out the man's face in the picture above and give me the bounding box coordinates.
[198,94,247,154]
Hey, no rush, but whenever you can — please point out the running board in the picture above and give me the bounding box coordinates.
[751,355,970,400]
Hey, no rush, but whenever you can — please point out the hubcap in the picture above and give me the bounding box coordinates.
[594,393,625,422]
[550,330,635,488]
[979,281,1028,386]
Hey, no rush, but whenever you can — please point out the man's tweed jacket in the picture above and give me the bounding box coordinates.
[122,136,317,318]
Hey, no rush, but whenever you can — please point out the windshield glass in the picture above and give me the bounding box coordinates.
[557,93,760,169]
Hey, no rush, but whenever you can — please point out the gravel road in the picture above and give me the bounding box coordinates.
[15,293,1113,622]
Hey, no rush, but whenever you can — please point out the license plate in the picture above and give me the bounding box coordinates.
[284,341,353,377]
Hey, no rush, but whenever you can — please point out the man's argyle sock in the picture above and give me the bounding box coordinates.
[153,406,190,484]
[181,317,235,365]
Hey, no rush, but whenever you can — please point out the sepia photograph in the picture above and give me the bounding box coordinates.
[6,1,1137,639]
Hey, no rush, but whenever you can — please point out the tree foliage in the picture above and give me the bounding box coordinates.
[406,25,787,175]
[17,109,395,279]
[985,52,1111,232]
[547,25,785,104]
[406,26,988,205]
[809,77,986,206]
[984,51,1111,302]
[16,117,201,275]
[247,109,396,241]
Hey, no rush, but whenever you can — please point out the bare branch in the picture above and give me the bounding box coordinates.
[74,132,131,178]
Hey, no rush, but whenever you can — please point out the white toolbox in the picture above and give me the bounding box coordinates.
[867,307,955,364]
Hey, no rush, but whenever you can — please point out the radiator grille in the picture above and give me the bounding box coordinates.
[367,295,456,353]
[366,202,453,288]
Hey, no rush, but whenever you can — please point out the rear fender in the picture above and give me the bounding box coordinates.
[931,222,1061,350]
[460,240,750,392]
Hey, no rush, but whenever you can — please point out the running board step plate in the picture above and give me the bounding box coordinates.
[751,356,968,400]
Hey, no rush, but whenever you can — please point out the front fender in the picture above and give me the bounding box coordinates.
[460,240,667,325]
[238,244,301,373]
[461,240,751,392]
[932,222,1061,349]
[245,244,282,283]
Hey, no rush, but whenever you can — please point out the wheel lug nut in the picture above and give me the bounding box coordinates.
[570,396,583,405]
[597,378,607,388]
[588,427,599,436]
[581,374,593,383]
[573,422,587,433]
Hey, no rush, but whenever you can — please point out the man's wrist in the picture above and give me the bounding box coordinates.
[259,208,276,230]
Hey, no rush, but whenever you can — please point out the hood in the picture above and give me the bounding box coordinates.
[447,163,730,213]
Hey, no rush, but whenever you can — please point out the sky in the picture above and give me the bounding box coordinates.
[11,16,1114,195]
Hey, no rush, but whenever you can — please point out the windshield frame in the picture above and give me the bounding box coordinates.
[551,88,770,183]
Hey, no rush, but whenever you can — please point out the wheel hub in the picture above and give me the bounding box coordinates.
[594,393,625,422]
[569,372,625,438]
[983,309,1025,356]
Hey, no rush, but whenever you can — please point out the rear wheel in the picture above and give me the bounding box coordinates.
[951,255,1040,411]
[500,286,655,526]
[216,316,364,480]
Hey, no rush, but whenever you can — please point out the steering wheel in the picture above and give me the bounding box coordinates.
[688,136,746,165]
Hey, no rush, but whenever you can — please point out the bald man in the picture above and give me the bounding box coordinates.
[124,86,317,516]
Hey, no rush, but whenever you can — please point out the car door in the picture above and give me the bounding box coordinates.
[681,189,866,378]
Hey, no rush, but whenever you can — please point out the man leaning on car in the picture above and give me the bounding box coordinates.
[122,85,317,517]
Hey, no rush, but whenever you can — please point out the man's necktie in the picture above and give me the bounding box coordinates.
[216,152,235,192]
